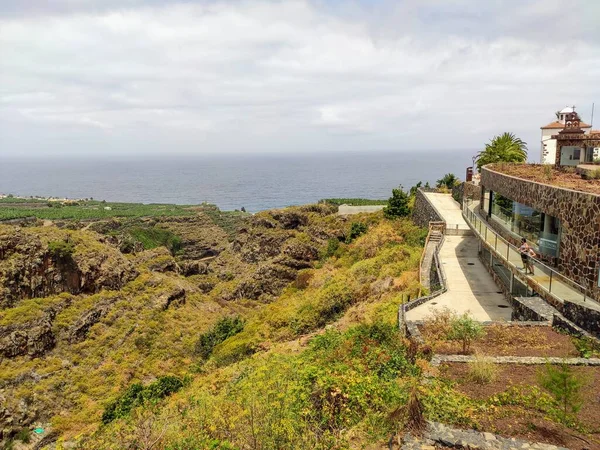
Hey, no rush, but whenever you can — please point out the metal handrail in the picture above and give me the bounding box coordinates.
[462,199,592,304]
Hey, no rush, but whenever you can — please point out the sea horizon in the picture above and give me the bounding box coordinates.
[0,150,477,212]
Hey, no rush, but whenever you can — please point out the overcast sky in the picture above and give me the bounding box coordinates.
[1,0,599,159]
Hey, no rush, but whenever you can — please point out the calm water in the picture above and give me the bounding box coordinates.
[0,151,475,212]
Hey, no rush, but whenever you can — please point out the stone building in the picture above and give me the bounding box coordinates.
[540,106,594,164]
[478,165,600,302]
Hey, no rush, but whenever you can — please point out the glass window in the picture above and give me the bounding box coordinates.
[483,190,491,215]
[489,195,560,257]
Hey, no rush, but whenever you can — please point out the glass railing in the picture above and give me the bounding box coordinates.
[462,199,596,307]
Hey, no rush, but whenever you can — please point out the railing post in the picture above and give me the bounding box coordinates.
[494,234,498,251]
[549,271,553,293]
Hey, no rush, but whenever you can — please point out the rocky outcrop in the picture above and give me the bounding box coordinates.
[67,297,119,343]
[0,226,137,308]
[153,287,186,310]
[0,318,56,358]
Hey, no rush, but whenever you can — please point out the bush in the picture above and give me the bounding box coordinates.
[320,238,340,260]
[128,227,183,255]
[194,316,245,360]
[346,222,368,243]
[538,363,586,424]
[102,376,184,424]
[47,240,75,260]
[446,313,484,354]
[384,186,410,218]
[467,356,498,384]
[436,173,460,190]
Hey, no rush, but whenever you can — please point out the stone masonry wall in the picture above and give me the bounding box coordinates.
[480,165,600,300]
[412,188,443,228]
[452,181,481,206]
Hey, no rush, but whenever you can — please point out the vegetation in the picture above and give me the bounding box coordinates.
[319,198,387,206]
[0,198,197,221]
[383,186,411,219]
[194,316,245,360]
[47,240,75,260]
[102,376,184,424]
[446,313,484,354]
[346,221,368,243]
[128,227,183,255]
[538,363,586,424]
[436,173,460,190]
[467,355,498,384]
[476,132,528,170]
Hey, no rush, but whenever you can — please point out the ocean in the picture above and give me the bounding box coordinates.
[0,150,475,212]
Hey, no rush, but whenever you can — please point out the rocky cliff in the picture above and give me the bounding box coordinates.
[0,203,355,444]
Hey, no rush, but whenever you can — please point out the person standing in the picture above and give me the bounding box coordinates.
[519,238,535,275]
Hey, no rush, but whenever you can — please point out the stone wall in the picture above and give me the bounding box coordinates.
[412,188,443,228]
[561,301,600,338]
[480,165,600,300]
[452,181,481,206]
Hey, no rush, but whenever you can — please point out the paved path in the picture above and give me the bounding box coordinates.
[407,193,511,321]
[422,192,469,228]
[407,235,512,321]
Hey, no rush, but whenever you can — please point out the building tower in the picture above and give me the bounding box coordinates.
[540,106,591,164]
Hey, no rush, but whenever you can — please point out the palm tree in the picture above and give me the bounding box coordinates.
[476,132,528,171]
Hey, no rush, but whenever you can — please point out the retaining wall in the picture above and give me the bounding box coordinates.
[412,189,443,228]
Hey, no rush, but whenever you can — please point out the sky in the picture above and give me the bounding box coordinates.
[1,0,599,159]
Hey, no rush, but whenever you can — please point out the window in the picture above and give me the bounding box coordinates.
[489,195,560,257]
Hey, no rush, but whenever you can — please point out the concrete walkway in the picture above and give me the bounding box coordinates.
[422,192,469,229]
[407,235,512,321]
[407,193,511,322]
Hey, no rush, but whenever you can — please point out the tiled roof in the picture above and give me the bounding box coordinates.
[541,121,591,129]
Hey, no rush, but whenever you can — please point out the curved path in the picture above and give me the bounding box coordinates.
[407,194,511,322]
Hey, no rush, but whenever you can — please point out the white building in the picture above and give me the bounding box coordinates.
[540,106,592,164]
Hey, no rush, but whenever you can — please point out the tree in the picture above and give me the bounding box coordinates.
[383,186,410,219]
[476,132,528,171]
[436,173,460,190]
[538,363,586,424]
[446,313,484,354]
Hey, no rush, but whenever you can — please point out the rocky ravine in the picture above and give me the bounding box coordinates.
[0,203,348,443]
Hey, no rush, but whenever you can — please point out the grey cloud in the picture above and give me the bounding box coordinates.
[0,0,599,158]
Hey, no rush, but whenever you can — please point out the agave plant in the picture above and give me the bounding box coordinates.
[476,132,528,170]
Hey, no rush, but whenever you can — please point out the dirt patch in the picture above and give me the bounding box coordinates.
[441,363,600,449]
[419,323,580,357]
[489,163,600,196]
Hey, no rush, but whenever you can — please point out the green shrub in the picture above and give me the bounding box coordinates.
[15,428,31,443]
[320,238,341,259]
[538,363,586,424]
[47,240,75,260]
[194,316,245,360]
[383,186,410,218]
[446,313,484,354]
[346,222,368,243]
[572,336,600,358]
[128,227,183,255]
[436,173,460,190]
[101,376,184,424]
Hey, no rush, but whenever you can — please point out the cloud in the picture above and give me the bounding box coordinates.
[0,0,599,158]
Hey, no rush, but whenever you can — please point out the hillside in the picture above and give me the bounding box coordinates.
[0,203,426,448]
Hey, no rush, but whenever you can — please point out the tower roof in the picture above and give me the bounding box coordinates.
[559,106,575,114]
[541,121,590,129]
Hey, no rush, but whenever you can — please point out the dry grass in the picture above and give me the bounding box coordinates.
[467,355,498,384]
